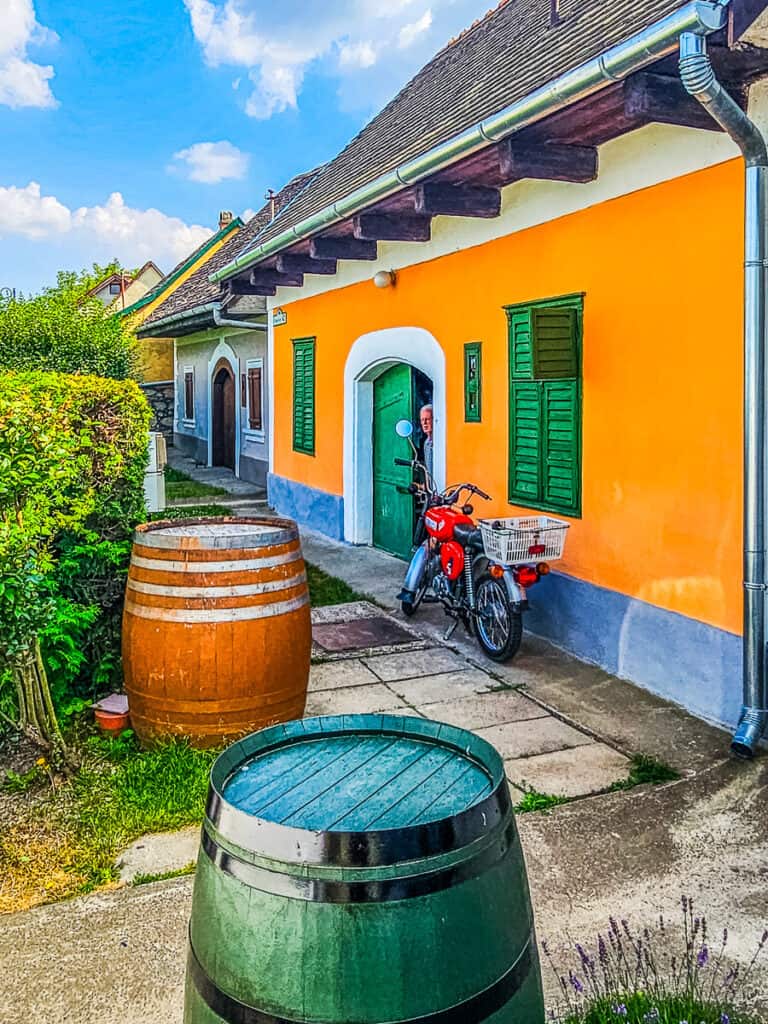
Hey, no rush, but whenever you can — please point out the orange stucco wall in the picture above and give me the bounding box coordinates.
[273,159,744,635]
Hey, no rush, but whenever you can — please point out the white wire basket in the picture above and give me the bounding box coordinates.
[478,515,570,566]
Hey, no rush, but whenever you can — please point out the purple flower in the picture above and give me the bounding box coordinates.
[569,972,584,994]
[696,946,709,967]
[643,1012,659,1023]
[612,1005,627,1017]
[720,1015,730,1024]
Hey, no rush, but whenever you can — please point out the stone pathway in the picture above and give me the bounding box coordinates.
[307,601,631,800]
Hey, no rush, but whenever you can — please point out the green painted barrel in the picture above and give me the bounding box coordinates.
[184,714,544,1024]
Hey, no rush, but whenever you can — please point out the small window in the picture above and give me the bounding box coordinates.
[293,338,315,455]
[246,359,264,433]
[183,368,195,424]
[108,282,122,295]
[464,342,482,422]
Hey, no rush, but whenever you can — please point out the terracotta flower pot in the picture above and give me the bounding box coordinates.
[94,708,130,734]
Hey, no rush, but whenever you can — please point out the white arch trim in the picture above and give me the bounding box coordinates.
[207,338,241,477]
[343,327,446,545]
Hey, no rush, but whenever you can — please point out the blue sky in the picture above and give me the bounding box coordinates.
[0,0,492,294]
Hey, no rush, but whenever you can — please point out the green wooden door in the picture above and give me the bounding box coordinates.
[373,364,414,559]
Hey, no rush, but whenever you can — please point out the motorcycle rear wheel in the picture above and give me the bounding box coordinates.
[473,574,523,662]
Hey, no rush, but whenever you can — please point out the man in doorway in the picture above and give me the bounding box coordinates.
[418,403,433,479]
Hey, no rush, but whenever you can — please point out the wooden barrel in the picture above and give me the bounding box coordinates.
[185,714,544,1024]
[122,517,311,748]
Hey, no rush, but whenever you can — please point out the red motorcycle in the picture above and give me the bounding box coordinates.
[394,420,568,662]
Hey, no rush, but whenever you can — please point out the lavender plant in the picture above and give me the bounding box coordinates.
[544,896,767,1023]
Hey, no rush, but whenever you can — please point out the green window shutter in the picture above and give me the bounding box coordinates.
[292,339,315,455]
[508,309,534,379]
[464,342,482,422]
[509,381,542,503]
[542,380,580,514]
[532,307,578,379]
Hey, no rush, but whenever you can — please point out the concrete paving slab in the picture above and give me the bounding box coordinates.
[389,669,496,706]
[420,691,551,730]
[308,660,380,692]
[310,601,386,625]
[118,827,199,883]
[477,716,594,760]
[362,647,469,681]
[304,683,408,716]
[505,743,630,798]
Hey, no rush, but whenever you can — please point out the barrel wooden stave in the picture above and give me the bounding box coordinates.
[184,716,545,1024]
[122,518,311,749]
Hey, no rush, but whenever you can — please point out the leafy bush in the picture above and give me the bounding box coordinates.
[545,897,767,1023]
[0,372,150,754]
[0,288,139,380]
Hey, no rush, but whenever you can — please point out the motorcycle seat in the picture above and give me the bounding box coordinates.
[454,523,483,550]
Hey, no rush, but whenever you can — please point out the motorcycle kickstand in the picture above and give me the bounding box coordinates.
[442,616,459,642]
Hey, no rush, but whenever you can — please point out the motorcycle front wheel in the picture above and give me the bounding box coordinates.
[473,573,523,662]
[401,576,428,617]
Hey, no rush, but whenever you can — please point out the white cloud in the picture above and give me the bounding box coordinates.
[399,10,433,49]
[183,0,492,117]
[171,140,250,183]
[0,0,58,109]
[0,182,213,267]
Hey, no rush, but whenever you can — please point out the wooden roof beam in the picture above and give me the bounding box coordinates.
[249,269,305,288]
[310,236,379,261]
[353,212,432,242]
[413,183,501,218]
[276,253,338,276]
[497,140,598,184]
[228,280,276,297]
[623,71,726,130]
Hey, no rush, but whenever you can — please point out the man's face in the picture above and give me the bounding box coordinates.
[420,408,433,438]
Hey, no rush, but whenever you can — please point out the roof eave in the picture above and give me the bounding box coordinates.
[211,0,730,285]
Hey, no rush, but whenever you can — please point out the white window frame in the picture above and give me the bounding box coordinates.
[182,365,195,427]
[244,357,265,442]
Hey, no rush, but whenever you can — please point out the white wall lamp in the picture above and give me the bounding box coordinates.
[373,269,396,289]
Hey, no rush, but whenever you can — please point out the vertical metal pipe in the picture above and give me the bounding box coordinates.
[680,32,768,756]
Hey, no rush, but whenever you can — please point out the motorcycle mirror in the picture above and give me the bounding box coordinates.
[395,419,413,438]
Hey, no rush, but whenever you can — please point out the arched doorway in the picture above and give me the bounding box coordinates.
[343,327,446,548]
[212,360,236,470]
[372,364,433,558]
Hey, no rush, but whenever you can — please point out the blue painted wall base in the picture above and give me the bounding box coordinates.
[268,474,345,541]
[527,571,741,731]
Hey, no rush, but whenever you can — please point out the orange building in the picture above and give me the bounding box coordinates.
[213,0,768,742]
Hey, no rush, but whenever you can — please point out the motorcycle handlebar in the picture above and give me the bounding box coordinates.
[393,457,412,467]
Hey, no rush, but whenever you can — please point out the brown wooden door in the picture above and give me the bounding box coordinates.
[213,364,236,470]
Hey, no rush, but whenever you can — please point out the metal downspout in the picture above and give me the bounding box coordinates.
[680,32,768,757]
[212,307,266,331]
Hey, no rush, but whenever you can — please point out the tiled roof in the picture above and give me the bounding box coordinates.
[242,0,692,254]
[139,168,320,331]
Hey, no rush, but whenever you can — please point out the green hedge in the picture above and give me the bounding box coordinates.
[0,372,151,721]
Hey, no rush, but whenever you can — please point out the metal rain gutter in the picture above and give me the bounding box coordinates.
[136,302,265,338]
[679,32,768,757]
[211,0,728,284]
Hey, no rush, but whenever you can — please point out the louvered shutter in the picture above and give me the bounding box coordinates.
[248,367,262,430]
[509,381,542,503]
[542,380,579,511]
[532,307,578,379]
[293,339,315,454]
[508,309,534,378]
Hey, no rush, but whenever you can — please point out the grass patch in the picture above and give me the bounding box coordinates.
[609,753,680,792]
[0,733,215,913]
[164,465,227,500]
[306,562,366,607]
[558,992,759,1023]
[514,788,569,814]
[132,863,196,886]
[150,504,233,521]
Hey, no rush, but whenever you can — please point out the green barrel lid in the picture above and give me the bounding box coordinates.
[219,714,503,833]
